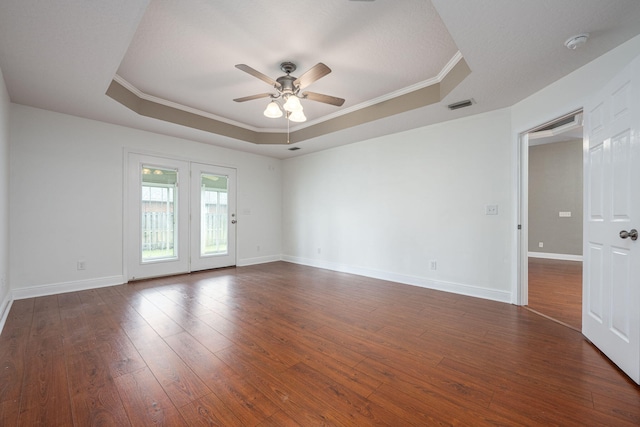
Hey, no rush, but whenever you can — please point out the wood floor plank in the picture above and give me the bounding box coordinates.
[1,299,34,330]
[137,290,234,354]
[298,348,381,398]
[60,305,98,356]
[592,389,640,425]
[489,385,638,427]
[0,399,19,426]
[1,261,638,426]
[77,289,112,317]
[95,331,147,379]
[122,289,185,338]
[125,325,211,408]
[32,295,59,313]
[0,325,29,404]
[217,345,352,426]
[256,410,302,427]
[17,344,73,426]
[114,367,188,426]
[164,332,279,426]
[178,392,245,426]
[66,348,131,426]
[285,361,401,426]
[314,324,443,379]
[29,302,61,340]
[528,257,582,329]
[357,355,495,410]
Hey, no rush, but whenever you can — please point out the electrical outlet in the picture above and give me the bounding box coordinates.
[539,242,544,248]
[317,248,322,254]
[485,205,498,215]
[77,261,86,270]
[429,260,437,270]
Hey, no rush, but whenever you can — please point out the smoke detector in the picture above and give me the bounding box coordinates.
[565,33,589,50]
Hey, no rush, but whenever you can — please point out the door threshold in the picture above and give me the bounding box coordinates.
[523,306,581,333]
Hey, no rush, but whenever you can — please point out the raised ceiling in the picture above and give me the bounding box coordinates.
[115,0,458,130]
[1,0,640,158]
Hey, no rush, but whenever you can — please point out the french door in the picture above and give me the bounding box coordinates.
[127,153,236,280]
[190,162,236,271]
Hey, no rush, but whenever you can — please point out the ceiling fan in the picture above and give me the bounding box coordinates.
[233,62,345,123]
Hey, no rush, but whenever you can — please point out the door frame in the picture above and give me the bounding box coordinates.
[123,148,238,281]
[516,109,583,306]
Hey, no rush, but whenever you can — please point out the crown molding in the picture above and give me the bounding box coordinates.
[106,54,470,145]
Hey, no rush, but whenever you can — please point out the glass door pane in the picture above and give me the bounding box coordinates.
[191,163,236,272]
[200,173,228,256]
[127,153,189,281]
[141,166,178,262]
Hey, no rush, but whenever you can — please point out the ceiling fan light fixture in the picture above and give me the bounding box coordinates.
[288,110,307,123]
[263,100,283,118]
[283,95,303,112]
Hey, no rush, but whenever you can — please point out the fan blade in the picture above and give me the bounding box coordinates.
[303,91,345,107]
[294,63,331,89]
[235,64,282,89]
[233,93,273,102]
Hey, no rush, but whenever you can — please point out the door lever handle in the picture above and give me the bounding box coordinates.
[620,229,638,241]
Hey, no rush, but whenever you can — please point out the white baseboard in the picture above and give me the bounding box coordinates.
[0,292,12,335]
[11,275,126,300]
[236,254,282,267]
[528,252,583,262]
[281,255,512,304]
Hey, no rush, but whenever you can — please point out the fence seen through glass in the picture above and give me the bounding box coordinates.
[201,173,228,256]
[141,166,177,261]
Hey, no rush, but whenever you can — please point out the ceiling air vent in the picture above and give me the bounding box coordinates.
[447,99,474,110]
[288,146,301,151]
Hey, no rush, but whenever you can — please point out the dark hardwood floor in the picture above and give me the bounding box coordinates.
[1,261,638,426]
[527,257,582,330]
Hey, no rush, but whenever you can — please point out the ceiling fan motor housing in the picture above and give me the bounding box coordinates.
[276,75,298,95]
[277,62,299,95]
[280,62,297,74]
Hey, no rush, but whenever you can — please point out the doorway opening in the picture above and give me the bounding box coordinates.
[519,111,583,331]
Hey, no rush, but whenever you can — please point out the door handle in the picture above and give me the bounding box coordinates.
[231,220,237,224]
[619,229,638,241]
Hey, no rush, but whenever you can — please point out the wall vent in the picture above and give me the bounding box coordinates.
[447,99,474,110]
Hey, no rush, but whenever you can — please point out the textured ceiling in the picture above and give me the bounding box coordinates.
[1,0,640,159]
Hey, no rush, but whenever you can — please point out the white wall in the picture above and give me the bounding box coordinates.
[512,35,640,133]
[9,105,282,296]
[510,34,640,301]
[282,34,640,304]
[7,33,640,306]
[0,67,10,324]
[282,109,514,302]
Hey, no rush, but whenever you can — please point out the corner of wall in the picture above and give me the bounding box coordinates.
[0,64,11,336]
[0,291,12,334]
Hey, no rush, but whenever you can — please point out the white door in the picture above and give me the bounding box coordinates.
[127,153,190,280]
[190,163,237,271]
[583,55,640,384]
